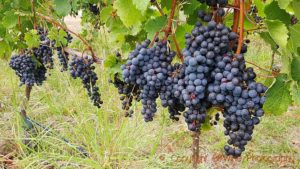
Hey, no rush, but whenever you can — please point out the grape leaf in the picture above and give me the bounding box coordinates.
[264,1,291,25]
[182,0,201,15]
[253,0,266,17]
[292,0,300,19]
[24,30,40,48]
[104,55,118,68]
[161,0,172,11]
[2,11,18,28]
[100,6,113,23]
[175,24,194,49]
[276,0,292,10]
[291,56,300,83]
[144,16,167,39]
[259,32,279,52]
[265,20,288,48]
[132,0,149,15]
[53,0,71,17]
[114,0,144,28]
[287,23,300,54]
[48,28,68,47]
[263,74,292,115]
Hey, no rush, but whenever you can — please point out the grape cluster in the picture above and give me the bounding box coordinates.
[207,52,267,156]
[69,56,103,108]
[9,53,47,86]
[121,40,177,121]
[56,47,69,71]
[181,19,267,155]
[55,32,72,72]
[197,0,228,7]
[118,10,267,157]
[34,28,54,69]
[109,74,140,117]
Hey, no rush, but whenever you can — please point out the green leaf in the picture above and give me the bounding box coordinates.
[259,32,279,52]
[48,28,68,47]
[53,0,71,17]
[264,1,291,25]
[182,0,201,15]
[292,0,300,19]
[264,74,292,115]
[161,0,172,11]
[276,0,292,10]
[2,11,18,28]
[175,24,194,49]
[132,0,149,15]
[265,20,288,48]
[291,56,300,82]
[253,0,266,17]
[144,16,167,39]
[288,23,300,54]
[100,6,113,23]
[104,55,118,68]
[24,30,40,48]
[114,0,144,27]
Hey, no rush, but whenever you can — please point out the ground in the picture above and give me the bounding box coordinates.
[0,16,300,169]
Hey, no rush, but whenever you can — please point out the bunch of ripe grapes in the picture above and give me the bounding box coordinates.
[114,7,267,157]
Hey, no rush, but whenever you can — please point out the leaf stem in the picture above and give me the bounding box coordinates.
[246,60,272,73]
[163,0,177,41]
[232,0,240,34]
[236,0,244,54]
[153,1,165,16]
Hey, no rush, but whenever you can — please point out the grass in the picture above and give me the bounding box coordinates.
[0,34,300,169]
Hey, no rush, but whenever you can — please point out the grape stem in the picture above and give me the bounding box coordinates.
[163,0,177,41]
[18,16,21,31]
[245,60,272,73]
[192,131,200,169]
[256,74,275,78]
[232,0,240,34]
[236,0,245,54]
[35,13,101,64]
[230,0,240,50]
[246,26,267,33]
[153,0,165,16]
[63,47,103,64]
[25,85,32,101]
[270,51,275,70]
[19,85,32,123]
